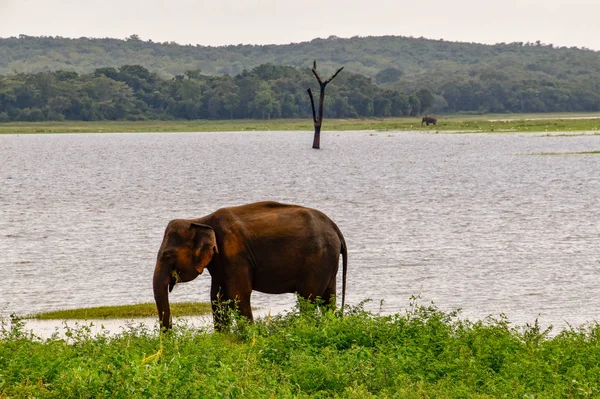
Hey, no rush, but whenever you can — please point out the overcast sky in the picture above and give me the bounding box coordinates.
[1,0,598,50]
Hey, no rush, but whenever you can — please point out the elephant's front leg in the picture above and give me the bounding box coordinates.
[225,266,253,322]
[210,281,230,332]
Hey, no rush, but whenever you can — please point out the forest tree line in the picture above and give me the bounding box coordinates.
[1,35,599,119]
[0,64,435,121]
[0,62,599,122]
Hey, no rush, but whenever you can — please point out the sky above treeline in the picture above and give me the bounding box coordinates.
[1,0,599,50]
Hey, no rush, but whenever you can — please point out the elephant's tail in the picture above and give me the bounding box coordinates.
[338,228,348,317]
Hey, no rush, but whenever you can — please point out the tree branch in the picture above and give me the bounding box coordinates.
[307,88,317,124]
[311,60,324,85]
[324,67,344,85]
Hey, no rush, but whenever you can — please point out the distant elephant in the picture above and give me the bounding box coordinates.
[421,116,437,126]
[153,201,348,331]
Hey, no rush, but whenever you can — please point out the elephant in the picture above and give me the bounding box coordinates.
[153,201,348,331]
[421,116,437,126]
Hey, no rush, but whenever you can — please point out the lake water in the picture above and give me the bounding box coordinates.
[1,130,599,332]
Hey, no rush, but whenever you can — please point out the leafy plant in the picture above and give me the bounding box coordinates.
[2,300,600,397]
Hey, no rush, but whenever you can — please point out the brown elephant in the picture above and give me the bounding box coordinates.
[153,201,348,331]
[421,116,437,126]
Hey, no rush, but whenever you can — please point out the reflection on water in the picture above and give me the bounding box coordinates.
[1,131,599,331]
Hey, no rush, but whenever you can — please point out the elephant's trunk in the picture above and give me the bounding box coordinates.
[153,262,172,331]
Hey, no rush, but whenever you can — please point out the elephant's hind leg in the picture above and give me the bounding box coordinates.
[321,276,337,311]
[297,274,337,311]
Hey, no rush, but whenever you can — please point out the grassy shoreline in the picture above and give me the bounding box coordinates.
[25,302,212,320]
[3,301,600,397]
[1,112,600,134]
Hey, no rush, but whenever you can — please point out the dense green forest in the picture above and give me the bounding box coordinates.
[2,34,598,80]
[0,35,599,120]
[0,64,430,121]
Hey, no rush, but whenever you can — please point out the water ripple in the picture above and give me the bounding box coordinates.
[1,131,599,330]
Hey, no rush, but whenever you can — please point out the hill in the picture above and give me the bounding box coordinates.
[1,34,598,79]
[0,35,599,117]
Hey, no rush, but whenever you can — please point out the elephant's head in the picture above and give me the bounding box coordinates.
[153,220,218,330]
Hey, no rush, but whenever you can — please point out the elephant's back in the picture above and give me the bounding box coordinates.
[213,201,340,241]
[217,201,322,221]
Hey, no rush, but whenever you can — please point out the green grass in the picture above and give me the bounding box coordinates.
[1,113,600,134]
[2,299,600,398]
[27,302,212,320]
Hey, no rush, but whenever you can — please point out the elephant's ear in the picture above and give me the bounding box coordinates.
[189,223,218,273]
[189,222,213,231]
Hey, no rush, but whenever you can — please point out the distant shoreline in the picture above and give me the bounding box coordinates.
[1,113,600,134]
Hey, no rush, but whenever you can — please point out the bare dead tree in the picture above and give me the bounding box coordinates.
[307,61,344,149]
